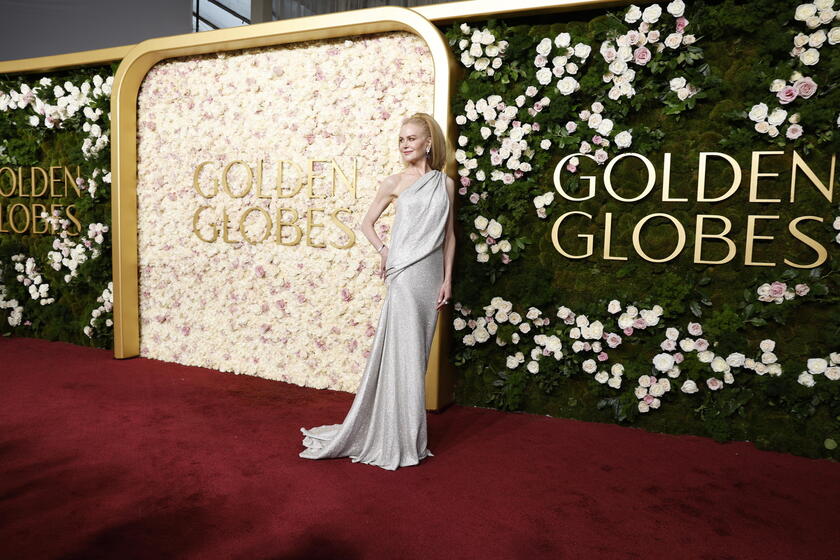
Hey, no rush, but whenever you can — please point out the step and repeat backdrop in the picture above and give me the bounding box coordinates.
[1,0,838,458]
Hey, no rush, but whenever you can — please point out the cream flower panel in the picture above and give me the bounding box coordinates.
[136,32,435,392]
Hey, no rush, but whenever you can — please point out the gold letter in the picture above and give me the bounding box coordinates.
[239,206,272,244]
[222,161,253,198]
[8,203,31,233]
[306,208,327,248]
[0,167,16,197]
[694,215,736,265]
[785,216,827,268]
[551,211,593,259]
[192,205,219,243]
[744,215,778,266]
[332,158,357,199]
[30,167,49,197]
[31,203,48,234]
[632,213,686,263]
[275,208,302,245]
[789,151,835,203]
[276,161,305,198]
[603,212,627,261]
[553,154,598,201]
[66,205,82,236]
[193,161,219,199]
[64,166,81,197]
[330,208,356,249]
[748,151,783,203]
[604,153,656,202]
[307,159,329,199]
[661,153,687,202]
[697,152,742,202]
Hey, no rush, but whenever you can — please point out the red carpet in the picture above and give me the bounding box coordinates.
[1,337,838,560]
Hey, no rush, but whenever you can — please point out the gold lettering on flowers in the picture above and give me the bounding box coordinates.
[191,157,359,248]
[550,150,835,268]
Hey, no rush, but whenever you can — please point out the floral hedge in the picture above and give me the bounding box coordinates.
[444,0,840,459]
[0,64,116,348]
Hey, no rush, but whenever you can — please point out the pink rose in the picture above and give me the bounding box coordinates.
[533,102,543,112]
[633,318,647,329]
[532,122,541,132]
[597,351,609,361]
[566,163,577,173]
[458,186,467,195]
[777,86,798,104]
[643,394,655,404]
[694,338,709,351]
[661,339,677,352]
[674,352,684,364]
[768,281,787,299]
[633,46,652,65]
[535,54,548,67]
[460,176,471,187]
[623,327,634,336]
[706,377,722,390]
[786,124,803,139]
[606,333,622,348]
[469,193,480,203]
[592,135,603,145]
[794,283,810,296]
[676,17,689,33]
[793,77,817,99]
[486,237,496,245]
[501,254,511,264]
[565,121,577,133]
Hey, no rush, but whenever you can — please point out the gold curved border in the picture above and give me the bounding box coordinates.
[110,6,458,410]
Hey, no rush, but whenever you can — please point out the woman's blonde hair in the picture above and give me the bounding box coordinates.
[400,112,447,171]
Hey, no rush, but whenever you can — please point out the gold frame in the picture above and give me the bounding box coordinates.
[109,6,458,411]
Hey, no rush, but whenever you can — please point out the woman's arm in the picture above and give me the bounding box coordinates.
[435,175,457,310]
[361,175,398,279]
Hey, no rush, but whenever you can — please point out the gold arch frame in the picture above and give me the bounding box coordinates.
[109,6,458,410]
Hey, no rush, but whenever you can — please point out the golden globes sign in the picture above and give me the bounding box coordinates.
[551,150,835,267]
[0,165,83,234]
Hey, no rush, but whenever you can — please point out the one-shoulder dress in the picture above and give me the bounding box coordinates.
[299,169,449,470]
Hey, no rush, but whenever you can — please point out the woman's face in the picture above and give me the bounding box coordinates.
[398,122,430,165]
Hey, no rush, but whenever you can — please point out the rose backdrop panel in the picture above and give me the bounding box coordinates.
[136,32,434,391]
[0,65,115,348]
[445,0,840,458]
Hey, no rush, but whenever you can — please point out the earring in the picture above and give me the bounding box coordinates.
[426,146,431,154]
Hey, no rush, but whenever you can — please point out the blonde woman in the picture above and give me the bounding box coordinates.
[300,112,456,470]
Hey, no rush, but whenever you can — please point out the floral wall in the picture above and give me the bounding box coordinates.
[445,0,840,458]
[136,31,435,391]
[0,65,115,348]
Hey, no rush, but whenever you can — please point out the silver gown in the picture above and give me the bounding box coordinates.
[299,169,449,470]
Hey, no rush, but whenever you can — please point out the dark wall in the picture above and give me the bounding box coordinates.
[0,0,191,61]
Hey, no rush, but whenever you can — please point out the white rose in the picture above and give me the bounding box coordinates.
[829,27,840,45]
[506,355,519,369]
[587,112,603,128]
[653,352,675,372]
[809,29,827,48]
[800,48,820,66]
[595,371,609,384]
[611,363,625,376]
[536,67,553,85]
[614,130,632,148]
[768,363,783,376]
[556,76,579,95]
[536,37,552,56]
[463,334,476,346]
[669,76,687,91]
[769,79,787,93]
[608,299,621,314]
[748,102,769,122]
[574,43,592,59]
[761,352,778,364]
[555,32,571,47]
[596,118,614,136]
[642,4,662,23]
[759,339,775,352]
[697,350,714,363]
[767,108,788,126]
[794,3,817,21]
[509,312,522,325]
[815,0,833,10]
[830,352,840,365]
[582,359,597,373]
[665,328,679,341]
[726,353,746,367]
[808,358,828,374]
[667,0,686,17]
[527,360,540,374]
[453,318,466,330]
[681,379,699,394]
[486,219,503,238]
[664,33,682,49]
[625,4,642,23]
[607,376,622,389]
[824,366,840,380]
[711,356,729,373]
[798,372,815,387]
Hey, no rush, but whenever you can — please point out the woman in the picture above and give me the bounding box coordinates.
[299,112,456,470]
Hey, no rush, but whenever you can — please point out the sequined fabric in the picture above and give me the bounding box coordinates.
[299,169,448,470]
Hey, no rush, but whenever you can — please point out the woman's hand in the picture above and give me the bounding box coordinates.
[378,247,389,280]
[435,280,451,310]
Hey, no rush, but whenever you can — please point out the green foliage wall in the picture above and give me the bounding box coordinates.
[0,64,116,348]
[444,0,840,459]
